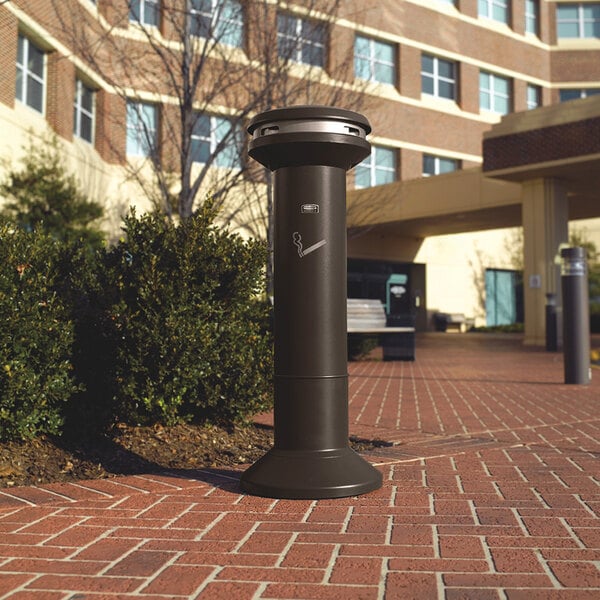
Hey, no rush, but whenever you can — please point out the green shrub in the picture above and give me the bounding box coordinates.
[0,222,79,441]
[71,209,273,430]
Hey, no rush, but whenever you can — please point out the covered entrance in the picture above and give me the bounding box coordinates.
[347,96,600,345]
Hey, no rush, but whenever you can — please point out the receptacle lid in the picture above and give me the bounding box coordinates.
[248,105,371,139]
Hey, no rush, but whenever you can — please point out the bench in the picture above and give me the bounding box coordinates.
[347,299,415,361]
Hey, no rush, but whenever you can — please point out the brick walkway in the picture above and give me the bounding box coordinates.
[0,333,599,599]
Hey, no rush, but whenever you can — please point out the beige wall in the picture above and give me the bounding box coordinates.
[0,102,153,239]
[415,228,519,326]
[407,219,600,329]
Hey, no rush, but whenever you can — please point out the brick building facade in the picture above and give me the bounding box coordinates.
[1,0,599,330]
[1,0,599,195]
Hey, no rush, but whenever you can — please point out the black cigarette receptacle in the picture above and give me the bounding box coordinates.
[240,105,383,499]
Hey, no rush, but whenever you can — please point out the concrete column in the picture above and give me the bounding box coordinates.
[521,178,568,346]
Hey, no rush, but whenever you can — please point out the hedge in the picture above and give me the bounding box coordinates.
[0,210,273,442]
[0,222,79,440]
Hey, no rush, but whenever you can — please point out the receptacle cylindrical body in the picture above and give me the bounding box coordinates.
[273,165,348,452]
[561,247,591,385]
[240,105,383,499]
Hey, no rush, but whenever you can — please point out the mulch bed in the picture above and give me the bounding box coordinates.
[0,422,380,489]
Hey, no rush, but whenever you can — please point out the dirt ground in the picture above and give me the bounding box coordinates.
[0,422,379,489]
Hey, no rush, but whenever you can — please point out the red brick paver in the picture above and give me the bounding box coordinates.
[0,333,599,599]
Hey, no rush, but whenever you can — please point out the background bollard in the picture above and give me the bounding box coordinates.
[240,105,383,499]
[561,247,591,385]
[545,293,558,352]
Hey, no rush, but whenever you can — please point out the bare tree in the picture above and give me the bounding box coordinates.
[45,0,366,294]
[47,0,364,223]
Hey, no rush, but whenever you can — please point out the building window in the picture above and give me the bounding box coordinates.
[73,79,94,143]
[559,88,600,102]
[423,154,459,176]
[190,0,243,47]
[480,71,511,115]
[354,35,395,85]
[525,0,539,35]
[421,54,457,100]
[191,114,243,169]
[479,0,509,24]
[277,14,326,67]
[355,146,396,189]
[527,84,541,109]
[15,34,45,113]
[557,3,600,38]
[130,0,160,27]
[126,101,158,157]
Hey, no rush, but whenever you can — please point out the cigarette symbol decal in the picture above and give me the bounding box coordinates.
[293,232,327,258]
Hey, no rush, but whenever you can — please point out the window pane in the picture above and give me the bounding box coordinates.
[27,77,44,112]
[526,0,538,33]
[191,139,210,163]
[423,155,436,175]
[302,43,323,66]
[557,5,578,20]
[191,0,210,11]
[127,102,156,156]
[480,90,491,110]
[355,165,370,188]
[582,4,600,19]
[148,0,160,26]
[527,84,540,108]
[193,15,211,37]
[421,54,434,74]
[587,88,600,96]
[375,169,394,186]
[193,114,210,138]
[422,74,435,95]
[495,95,510,114]
[559,89,582,102]
[277,15,297,59]
[80,114,93,142]
[277,14,296,36]
[302,20,324,43]
[558,22,580,37]
[28,44,44,78]
[438,80,455,99]
[493,76,509,95]
[17,35,25,65]
[374,62,394,84]
[584,21,600,37]
[355,56,370,80]
[81,84,94,112]
[355,35,369,56]
[376,148,395,169]
[216,0,243,46]
[492,4,508,22]
[15,67,23,102]
[130,0,141,21]
[375,41,394,63]
[142,104,156,129]
[215,118,241,168]
[438,59,454,79]
[439,158,457,173]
